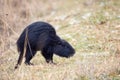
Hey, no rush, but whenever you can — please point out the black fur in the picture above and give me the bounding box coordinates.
[15,21,75,69]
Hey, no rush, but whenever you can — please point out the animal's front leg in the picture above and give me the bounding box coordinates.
[41,45,54,64]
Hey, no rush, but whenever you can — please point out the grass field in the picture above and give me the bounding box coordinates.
[0,0,120,80]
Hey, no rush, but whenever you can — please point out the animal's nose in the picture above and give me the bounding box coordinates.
[72,49,75,54]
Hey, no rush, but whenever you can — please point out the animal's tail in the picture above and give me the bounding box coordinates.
[15,28,28,69]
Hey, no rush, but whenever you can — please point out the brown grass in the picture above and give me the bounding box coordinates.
[0,0,120,80]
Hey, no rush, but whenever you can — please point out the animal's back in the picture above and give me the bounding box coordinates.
[16,21,56,52]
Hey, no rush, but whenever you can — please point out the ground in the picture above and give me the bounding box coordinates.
[0,0,120,80]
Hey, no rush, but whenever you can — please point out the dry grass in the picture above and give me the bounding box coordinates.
[0,0,120,80]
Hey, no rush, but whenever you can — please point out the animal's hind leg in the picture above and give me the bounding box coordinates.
[25,49,36,65]
[17,52,23,65]
[15,52,23,69]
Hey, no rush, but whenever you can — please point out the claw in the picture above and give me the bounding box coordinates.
[25,62,34,65]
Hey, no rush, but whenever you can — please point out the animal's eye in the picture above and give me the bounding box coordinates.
[58,41,62,45]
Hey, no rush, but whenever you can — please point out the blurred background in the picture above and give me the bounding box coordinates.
[0,0,120,80]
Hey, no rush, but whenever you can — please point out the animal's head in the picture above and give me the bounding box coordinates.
[54,40,75,58]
